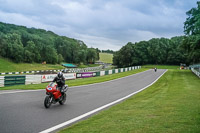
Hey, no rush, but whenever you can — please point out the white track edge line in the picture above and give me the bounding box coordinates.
[0,69,151,95]
[0,89,44,95]
[39,69,167,133]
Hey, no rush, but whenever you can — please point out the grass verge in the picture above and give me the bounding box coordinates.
[77,64,100,68]
[143,65,180,69]
[0,68,148,90]
[0,57,64,73]
[99,53,113,64]
[59,69,200,133]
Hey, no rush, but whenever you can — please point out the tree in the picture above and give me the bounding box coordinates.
[86,48,98,64]
[4,33,24,62]
[57,54,64,64]
[0,34,7,57]
[113,51,120,67]
[24,41,41,63]
[182,2,200,64]
[120,43,134,67]
[184,1,200,35]
[41,46,58,64]
[78,50,87,64]
[113,42,134,67]
[181,35,200,64]
[113,36,186,67]
[134,41,149,65]
[0,22,99,64]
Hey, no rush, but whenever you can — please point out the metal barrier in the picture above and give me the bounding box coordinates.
[190,64,200,78]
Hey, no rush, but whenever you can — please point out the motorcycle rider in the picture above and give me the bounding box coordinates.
[53,72,65,94]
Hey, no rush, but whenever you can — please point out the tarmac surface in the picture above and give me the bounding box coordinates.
[0,69,166,133]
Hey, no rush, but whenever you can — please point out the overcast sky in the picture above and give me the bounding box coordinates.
[0,0,198,50]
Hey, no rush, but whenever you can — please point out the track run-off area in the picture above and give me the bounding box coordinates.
[0,69,166,133]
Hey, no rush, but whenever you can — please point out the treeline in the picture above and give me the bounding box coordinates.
[113,2,200,67]
[113,36,186,67]
[101,49,115,54]
[0,22,99,64]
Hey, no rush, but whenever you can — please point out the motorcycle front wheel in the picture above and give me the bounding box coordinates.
[44,95,52,108]
[59,93,66,105]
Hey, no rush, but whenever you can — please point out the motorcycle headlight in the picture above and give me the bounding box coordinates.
[47,87,52,90]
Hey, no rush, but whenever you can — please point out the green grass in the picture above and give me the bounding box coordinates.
[143,64,180,69]
[0,68,148,90]
[78,64,100,68]
[99,53,113,64]
[0,57,64,73]
[59,69,200,133]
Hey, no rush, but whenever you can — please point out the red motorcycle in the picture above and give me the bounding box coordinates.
[44,82,68,108]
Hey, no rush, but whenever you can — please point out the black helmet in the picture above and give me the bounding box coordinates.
[57,72,63,78]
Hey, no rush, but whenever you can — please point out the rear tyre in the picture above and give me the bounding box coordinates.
[59,93,66,105]
[44,96,52,108]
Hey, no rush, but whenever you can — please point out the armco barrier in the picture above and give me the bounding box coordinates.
[4,76,26,87]
[190,64,200,78]
[191,68,200,78]
[0,76,4,87]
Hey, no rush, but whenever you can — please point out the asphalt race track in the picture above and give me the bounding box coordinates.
[0,69,166,133]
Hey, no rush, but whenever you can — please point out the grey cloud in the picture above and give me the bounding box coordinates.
[0,0,64,16]
[0,0,198,50]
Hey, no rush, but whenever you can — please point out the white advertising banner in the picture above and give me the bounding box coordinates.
[26,75,42,85]
[64,73,76,80]
[0,76,4,87]
[41,73,76,82]
[109,70,112,75]
[115,69,118,73]
[100,71,105,76]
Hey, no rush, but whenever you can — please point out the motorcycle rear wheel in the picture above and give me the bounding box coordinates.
[44,95,52,108]
[59,93,66,105]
